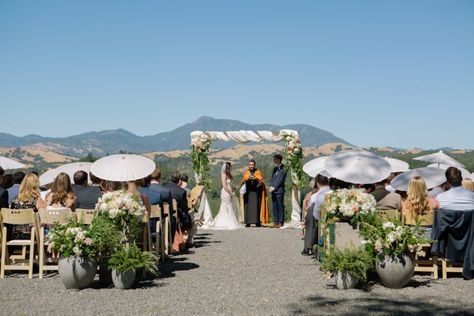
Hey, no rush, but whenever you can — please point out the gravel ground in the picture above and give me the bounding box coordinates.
[1,228,474,316]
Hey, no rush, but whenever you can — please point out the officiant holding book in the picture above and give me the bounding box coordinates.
[240,160,268,227]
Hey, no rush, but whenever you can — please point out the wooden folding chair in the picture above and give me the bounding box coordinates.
[75,208,96,225]
[149,205,165,261]
[0,208,38,278]
[403,210,438,279]
[37,208,75,279]
[441,257,462,279]
[379,209,401,222]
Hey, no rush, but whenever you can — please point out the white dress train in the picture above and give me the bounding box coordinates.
[212,179,241,230]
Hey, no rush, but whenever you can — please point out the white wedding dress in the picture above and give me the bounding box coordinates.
[212,178,241,230]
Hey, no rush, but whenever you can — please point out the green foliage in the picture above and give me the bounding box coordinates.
[359,216,432,257]
[47,220,96,257]
[79,152,99,162]
[89,214,122,262]
[108,243,158,274]
[321,247,373,281]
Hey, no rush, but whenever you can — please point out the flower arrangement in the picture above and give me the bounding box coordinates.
[47,221,96,257]
[281,130,304,186]
[191,132,212,189]
[325,188,377,223]
[95,190,146,243]
[360,220,431,257]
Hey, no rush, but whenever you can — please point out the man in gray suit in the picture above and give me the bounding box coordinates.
[269,154,287,228]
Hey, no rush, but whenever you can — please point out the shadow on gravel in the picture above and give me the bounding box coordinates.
[194,240,223,248]
[289,295,474,316]
[158,261,200,279]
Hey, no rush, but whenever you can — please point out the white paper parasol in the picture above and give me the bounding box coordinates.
[303,157,328,177]
[40,162,93,186]
[324,150,391,184]
[390,167,447,192]
[384,157,410,173]
[90,154,156,182]
[414,150,464,168]
[0,156,26,170]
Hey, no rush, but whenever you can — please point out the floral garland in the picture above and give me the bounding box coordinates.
[191,132,212,189]
[281,130,304,186]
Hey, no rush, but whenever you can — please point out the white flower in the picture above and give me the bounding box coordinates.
[383,222,396,229]
[73,246,82,256]
[387,232,397,243]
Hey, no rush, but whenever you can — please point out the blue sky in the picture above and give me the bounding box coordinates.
[0,0,473,149]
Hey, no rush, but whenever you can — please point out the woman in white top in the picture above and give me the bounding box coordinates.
[212,162,241,230]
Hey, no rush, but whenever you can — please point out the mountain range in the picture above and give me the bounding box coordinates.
[0,116,349,157]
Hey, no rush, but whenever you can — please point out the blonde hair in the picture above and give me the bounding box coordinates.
[17,173,40,203]
[50,172,74,205]
[406,176,430,215]
[462,178,474,192]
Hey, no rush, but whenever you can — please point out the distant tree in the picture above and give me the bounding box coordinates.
[79,152,98,162]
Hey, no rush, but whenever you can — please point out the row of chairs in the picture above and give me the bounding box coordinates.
[0,200,178,279]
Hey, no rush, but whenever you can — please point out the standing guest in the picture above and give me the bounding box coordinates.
[9,173,44,239]
[436,167,474,210]
[401,176,439,237]
[8,171,25,205]
[73,171,102,209]
[0,168,8,209]
[302,178,318,256]
[462,178,474,192]
[269,154,287,228]
[180,174,191,197]
[305,174,332,256]
[38,173,77,210]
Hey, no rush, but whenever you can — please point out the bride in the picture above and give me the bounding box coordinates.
[212,162,241,230]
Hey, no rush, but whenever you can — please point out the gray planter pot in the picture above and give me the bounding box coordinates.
[58,256,98,289]
[376,254,414,289]
[335,270,358,290]
[112,269,136,289]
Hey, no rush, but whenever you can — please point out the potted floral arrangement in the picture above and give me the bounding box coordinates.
[321,247,373,290]
[95,190,146,243]
[47,221,98,289]
[281,130,304,186]
[191,132,212,189]
[108,243,158,289]
[360,219,431,289]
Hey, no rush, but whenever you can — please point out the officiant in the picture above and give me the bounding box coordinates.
[240,159,268,227]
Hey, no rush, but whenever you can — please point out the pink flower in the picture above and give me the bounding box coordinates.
[84,238,93,246]
[374,239,383,253]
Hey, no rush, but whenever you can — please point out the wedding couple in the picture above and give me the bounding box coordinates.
[212,155,286,230]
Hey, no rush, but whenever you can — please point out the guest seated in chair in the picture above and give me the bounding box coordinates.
[436,167,474,211]
[401,176,439,238]
[38,172,77,211]
[371,177,402,211]
[72,171,102,209]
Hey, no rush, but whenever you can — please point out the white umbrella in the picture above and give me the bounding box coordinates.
[390,167,447,192]
[303,157,328,177]
[324,150,391,184]
[414,150,464,168]
[40,162,93,186]
[90,154,156,182]
[384,157,410,173]
[0,156,25,170]
[427,163,471,179]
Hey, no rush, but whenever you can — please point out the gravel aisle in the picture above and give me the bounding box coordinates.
[1,228,473,315]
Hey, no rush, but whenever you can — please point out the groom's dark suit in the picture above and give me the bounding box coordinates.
[270,164,286,225]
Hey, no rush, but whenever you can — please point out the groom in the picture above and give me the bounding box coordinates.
[269,154,286,228]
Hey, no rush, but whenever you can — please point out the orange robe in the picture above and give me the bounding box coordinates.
[241,169,269,224]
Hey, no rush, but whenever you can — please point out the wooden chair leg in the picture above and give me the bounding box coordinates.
[1,227,8,278]
[39,227,44,279]
[28,227,35,278]
[442,257,447,279]
[164,217,170,256]
[433,256,438,280]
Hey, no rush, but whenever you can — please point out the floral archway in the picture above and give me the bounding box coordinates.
[190,130,304,228]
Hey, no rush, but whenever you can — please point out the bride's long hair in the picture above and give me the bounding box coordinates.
[223,162,233,180]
